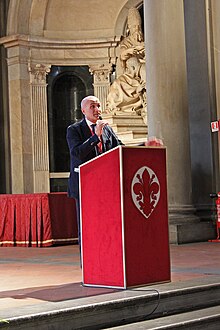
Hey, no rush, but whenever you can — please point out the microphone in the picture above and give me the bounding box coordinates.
[98,115,108,136]
[210,193,218,199]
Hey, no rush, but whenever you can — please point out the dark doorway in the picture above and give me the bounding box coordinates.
[47,66,93,192]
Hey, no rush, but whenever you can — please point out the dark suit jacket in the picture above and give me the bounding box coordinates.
[66,118,123,198]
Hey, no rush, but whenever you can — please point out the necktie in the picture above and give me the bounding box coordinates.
[91,124,96,135]
[90,124,102,154]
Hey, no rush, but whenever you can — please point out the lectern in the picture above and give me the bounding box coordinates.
[79,146,170,289]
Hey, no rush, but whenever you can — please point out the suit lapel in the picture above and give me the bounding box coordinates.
[80,118,92,140]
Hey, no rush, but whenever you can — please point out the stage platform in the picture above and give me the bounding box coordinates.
[0,242,220,329]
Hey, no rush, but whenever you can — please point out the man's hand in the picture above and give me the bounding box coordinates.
[95,120,108,138]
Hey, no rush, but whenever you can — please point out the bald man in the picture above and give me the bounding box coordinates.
[66,96,123,253]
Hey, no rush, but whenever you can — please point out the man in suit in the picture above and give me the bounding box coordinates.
[66,95,123,254]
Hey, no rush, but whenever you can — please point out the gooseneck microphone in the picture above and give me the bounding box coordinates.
[98,115,103,120]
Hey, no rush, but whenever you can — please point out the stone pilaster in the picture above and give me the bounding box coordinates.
[29,63,51,192]
[5,43,33,193]
[89,63,113,112]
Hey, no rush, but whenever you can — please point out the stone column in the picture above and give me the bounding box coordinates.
[29,63,51,192]
[183,0,218,216]
[89,63,113,112]
[210,0,220,182]
[144,0,204,242]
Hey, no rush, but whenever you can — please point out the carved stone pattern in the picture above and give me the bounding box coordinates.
[29,63,51,84]
[93,70,110,84]
[32,85,49,171]
[89,64,113,112]
[89,64,113,84]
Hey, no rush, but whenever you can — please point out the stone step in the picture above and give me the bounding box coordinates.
[103,113,145,125]
[102,113,147,145]
[106,305,220,329]
[111,123,148,133]
[116,130,148,141]
[2,277,220,330]
[169,221,216,244]
[125,137,148,146]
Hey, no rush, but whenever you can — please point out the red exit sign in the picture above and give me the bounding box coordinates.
[211,121,219,132]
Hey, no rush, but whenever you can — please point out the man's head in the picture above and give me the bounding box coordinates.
[81,96,102,123]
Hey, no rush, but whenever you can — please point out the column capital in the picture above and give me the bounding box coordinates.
[89,63,113,84]
[28,63,51,84]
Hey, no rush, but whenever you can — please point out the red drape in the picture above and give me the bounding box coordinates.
[0,193,77,247]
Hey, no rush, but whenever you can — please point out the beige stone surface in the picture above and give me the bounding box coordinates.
[30,48,65,62]
[29,0,48,36]
[11,153,24,193]
[34,171,50,193]
[8,74,34,193]
[7,0,133,38]
[23,153,34,194]
[21,82,32,154]
[9,80,22,153]
[144,0,192,208]
[64,48,109,59]
[44,0,127,39]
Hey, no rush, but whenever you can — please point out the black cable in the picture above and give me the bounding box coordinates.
[127,287,161,317]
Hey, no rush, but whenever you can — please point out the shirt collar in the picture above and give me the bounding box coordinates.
[85,118,96,127]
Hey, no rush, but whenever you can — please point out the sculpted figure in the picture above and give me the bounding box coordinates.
[106,8,146,115]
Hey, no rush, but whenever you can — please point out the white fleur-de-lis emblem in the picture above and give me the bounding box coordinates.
[131,166,160,219]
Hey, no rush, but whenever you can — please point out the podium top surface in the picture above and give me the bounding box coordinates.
[79,145,166,170]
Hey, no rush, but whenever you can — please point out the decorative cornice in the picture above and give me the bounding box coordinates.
[0,34,120,49]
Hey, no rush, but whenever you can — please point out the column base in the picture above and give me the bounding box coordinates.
[169,207,216,244]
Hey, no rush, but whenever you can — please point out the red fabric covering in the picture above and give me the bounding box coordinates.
[122,147,170,287]
[0,193,77,247]
[80,146,170,288]
[80,148,125,288]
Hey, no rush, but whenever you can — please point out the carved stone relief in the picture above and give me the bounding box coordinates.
[106,7,146,118]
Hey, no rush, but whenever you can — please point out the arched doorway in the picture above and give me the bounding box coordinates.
[47,66,93,192]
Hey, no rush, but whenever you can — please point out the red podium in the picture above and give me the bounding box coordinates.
[79,146,170,289]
